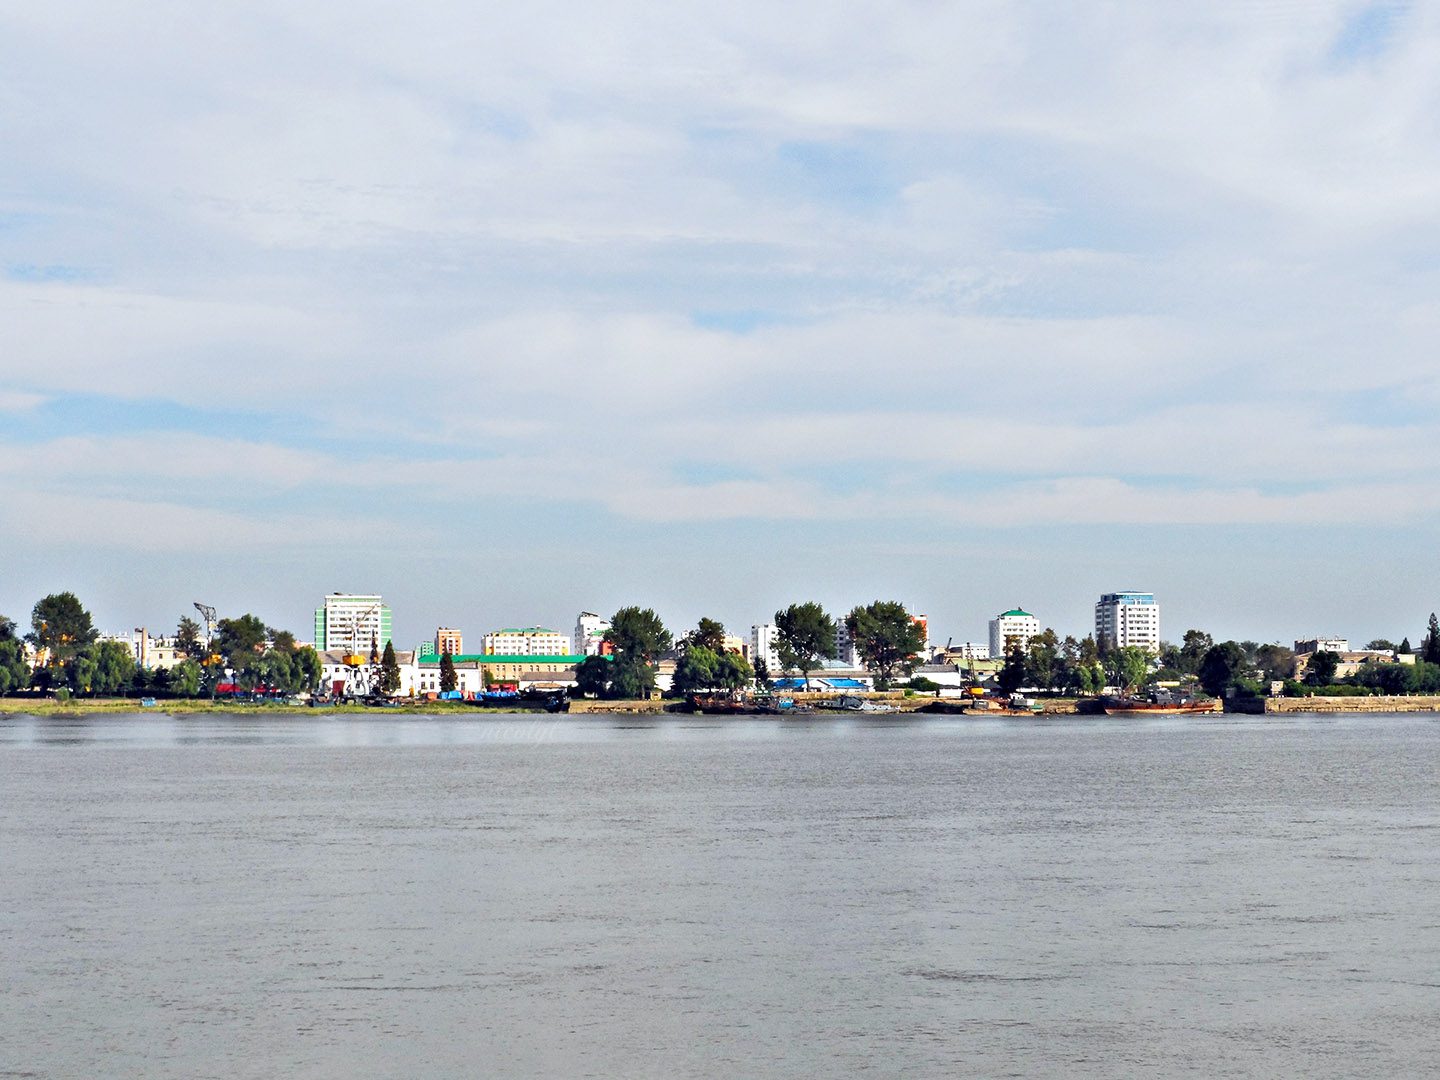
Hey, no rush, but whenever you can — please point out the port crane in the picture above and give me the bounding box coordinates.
[193,602,223,668]
[340,603,381,697]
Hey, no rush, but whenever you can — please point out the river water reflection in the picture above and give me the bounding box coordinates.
[3,712,1438,1077]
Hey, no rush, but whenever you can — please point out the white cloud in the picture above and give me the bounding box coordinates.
[3,1,1440,637]
[0,389,45,412]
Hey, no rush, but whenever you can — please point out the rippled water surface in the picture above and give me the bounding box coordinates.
[3,712,1439,1078]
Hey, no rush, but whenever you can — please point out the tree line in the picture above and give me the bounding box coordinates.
[1,592,324,699]
[569,600,929,700]
[991,619,1440,699]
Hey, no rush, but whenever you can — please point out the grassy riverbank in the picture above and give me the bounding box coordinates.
[0,697,546,716]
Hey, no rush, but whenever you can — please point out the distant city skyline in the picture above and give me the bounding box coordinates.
[4,4,1438,643]
[1,578,1424,661]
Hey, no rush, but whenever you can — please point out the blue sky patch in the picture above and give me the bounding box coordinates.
[1330,3,1407,65]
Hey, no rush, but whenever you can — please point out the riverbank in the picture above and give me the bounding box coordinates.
[10,694,1437,718]
[1262,695,1440,714]
[0,697,548,716]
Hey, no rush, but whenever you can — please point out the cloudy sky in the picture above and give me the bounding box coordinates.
[3,1,1437,647]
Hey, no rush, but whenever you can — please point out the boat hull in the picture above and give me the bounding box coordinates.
[1102,701,1220,716]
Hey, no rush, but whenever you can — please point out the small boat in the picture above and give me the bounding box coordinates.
[833,695,898,714]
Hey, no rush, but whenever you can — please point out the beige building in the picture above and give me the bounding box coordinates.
[482,627,571,655]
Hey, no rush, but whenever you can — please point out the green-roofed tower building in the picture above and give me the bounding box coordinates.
[989,608,1041,657]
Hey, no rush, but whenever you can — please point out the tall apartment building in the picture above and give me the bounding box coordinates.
[435,627,463,656]
[833,622,860,667]
[750,623,783,672]
[314,593,393,652]
[573,612,611,656]
[1095,592,1161,653]
[989,609,1040,657]
[482,626,571,655]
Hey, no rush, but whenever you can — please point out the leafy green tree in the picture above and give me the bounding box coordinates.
[673,645,720,693]
[29,592,97,668]
[675,646,752,693]
[610,658,656,699]
[1424,614,1440,665]
[1305,650,1340,687]
[378,640,401,696]
[269,629,298,654]
[68,650,99,695]
[93,640,137,695]
[845,601,928,689]
[774,602,836,690]
[997,646,1027,694]
[606,607,672,662]
[176,616,205,660]
[439,650,457,692]
[292,646,322,694]
[716,650,753,690]
[0,614,16,642]
[1399,637,1413,654]
[753,657,770,689]
[1178,630,1213,675]
[604,607,672,700]
[170,660,202,698]
[215,614,268,688]
[0,639,29,695]
[575,655,611,697]
[1365,639,1397,652]
[688,618,727,652]
[1198,642,1248,697]
[257,649,294,693]
[1104,647,1151,694]
[1022,628,1062,691]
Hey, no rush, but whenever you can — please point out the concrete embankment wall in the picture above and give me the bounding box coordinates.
[1263,695,1440,714]
[566,698,669,714]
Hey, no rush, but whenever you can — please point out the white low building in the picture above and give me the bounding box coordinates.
[319,650,419,697]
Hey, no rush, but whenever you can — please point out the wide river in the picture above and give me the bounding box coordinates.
[3,712,1438,1078]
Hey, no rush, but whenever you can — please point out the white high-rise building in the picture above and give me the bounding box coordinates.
[1095,592,1161,653]
[315,594,393,653]
[750,623,783,672]
[989,609,1040,657]
[573,612,611,656]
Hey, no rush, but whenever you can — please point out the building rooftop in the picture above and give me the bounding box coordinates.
[419,653,597,665]
[997,609,1034,618]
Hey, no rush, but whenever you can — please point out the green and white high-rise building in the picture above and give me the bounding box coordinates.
[314,593,393,653]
